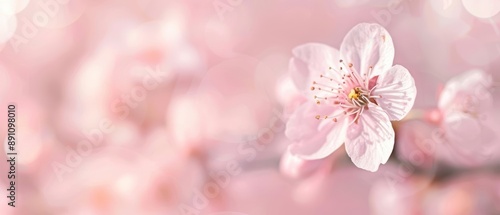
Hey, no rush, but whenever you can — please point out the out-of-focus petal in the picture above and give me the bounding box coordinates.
[438,69,493,113]
[279,146,330,179]
[345,104,395,172]
[422,174,500,215]
[373,65,416,121]
[462,0,500,18]
[339,23,394,78]
[438,111,497,167]
[443,112,482,144]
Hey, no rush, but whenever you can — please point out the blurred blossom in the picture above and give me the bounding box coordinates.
[167,93,208,149]
[423,174,500,215]
[221,164,424,214]
[333,0,370,8]
[429,0,464,19]
[204,18,239,58]
[370,174,428,215]
[0,0,30,16]
[454,35,500,67]
[41,147,204,214]
[435,69,498,167]
[279,146,335,179]
[438,70,493,116]
[0,14,17,44]
[135,0,182,19]
[461,0,500,18]
[398,70,498,169]
[218,169,321,214]
[189,55,276,144]
[60,45,116,132]
[44,0,88,29]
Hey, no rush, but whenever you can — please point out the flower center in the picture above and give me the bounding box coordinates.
[348,87,371,107]
[310,59,377,124]
[348,88,360,100]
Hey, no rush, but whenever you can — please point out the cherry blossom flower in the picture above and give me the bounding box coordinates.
[396,69,498,168]
[434,69,497,166]
[285,23,416,172]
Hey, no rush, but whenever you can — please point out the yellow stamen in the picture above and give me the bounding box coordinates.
[348,89,359,99]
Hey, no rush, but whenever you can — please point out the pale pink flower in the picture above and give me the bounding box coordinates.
[286,23,416,172]
[434,69,497,166]
[396,70,498,168]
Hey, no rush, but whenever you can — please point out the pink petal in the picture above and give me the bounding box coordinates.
[285,103,332,141]
[443,111,496,154]
[339,23,394,78]
[373,65,416,121]
[344,104,395,172]
[438,69,493,112]
[443,112,482,143]
[289,43,340,93]
[436,112,497,167]
[286,103,348,160]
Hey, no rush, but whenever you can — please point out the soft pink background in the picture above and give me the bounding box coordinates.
[0,0,499,214]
